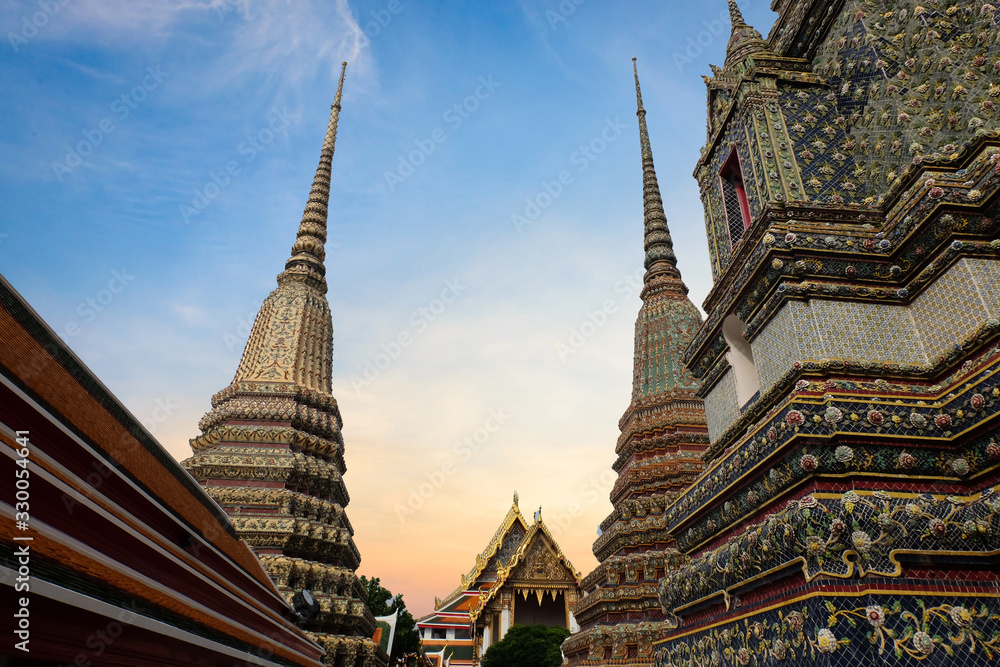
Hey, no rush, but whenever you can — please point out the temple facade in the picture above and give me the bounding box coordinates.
[653,1,1000,666]
[418,495,582,666]
[562,61,710,667]
[183,64,385,667]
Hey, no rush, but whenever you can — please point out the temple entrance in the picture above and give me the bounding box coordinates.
[514,591,565,627]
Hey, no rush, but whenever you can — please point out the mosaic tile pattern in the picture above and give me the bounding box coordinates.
[911,259,990,361]
[752,303,798,394]
[704,367,739,444]
[753,301,821,395]
[664,350,1000,548]
[716,256,997,440]
[654,591,1000,667]
[803,1,1000,208]
[661,485,1000,606]
[965,257,1000,317]
[812,299,927,365]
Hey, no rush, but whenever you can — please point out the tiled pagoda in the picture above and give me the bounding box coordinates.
[183,63,386,667]
[563,60,710,667]
[652,1,1000,666]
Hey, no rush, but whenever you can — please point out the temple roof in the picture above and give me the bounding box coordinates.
[435,494,530,610]
[468,509,582,624]
[430,496,581,618]
[0,273,325,667]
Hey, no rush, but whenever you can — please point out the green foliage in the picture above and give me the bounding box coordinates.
[360,576,421,666]
[481,624,570,667]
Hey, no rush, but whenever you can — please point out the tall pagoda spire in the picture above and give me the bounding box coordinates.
[184,62,386,667]
[280,61,347,293]
[633,58,679,281]
[564,62,710,667]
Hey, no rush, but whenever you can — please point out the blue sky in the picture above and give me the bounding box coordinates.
[0,0,778,616]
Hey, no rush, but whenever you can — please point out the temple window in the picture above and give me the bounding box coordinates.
[432,628,447,640]
[719,147,751,248]
[722,314,760,408]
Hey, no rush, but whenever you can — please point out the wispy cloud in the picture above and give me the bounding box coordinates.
[0,0,211,42]
[334,0,366,64]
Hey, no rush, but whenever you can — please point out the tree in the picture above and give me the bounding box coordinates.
[481,624,570,667]
[360,576,421,666]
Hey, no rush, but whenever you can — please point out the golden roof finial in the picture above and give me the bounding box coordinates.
[513,490,519,507]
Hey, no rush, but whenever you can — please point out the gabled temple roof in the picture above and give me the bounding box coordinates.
[434,493,530,610]
[468,510,582,624]
[427,496,582,623]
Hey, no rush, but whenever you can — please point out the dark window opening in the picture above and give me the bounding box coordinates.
[431,628,447,640]
[720,148,751,248]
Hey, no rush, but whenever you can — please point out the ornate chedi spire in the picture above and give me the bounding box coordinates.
[634,57,679,279]
[723,0,771,69]
[280,61,346,295]
[564,60,709,667]
[184,63,386,667]
[726,0,745,25]
[629,58,700,402]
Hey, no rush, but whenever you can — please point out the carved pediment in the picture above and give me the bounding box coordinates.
[510,536,575,584]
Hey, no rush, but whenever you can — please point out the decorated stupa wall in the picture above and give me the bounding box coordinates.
[653,0,1000,666]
